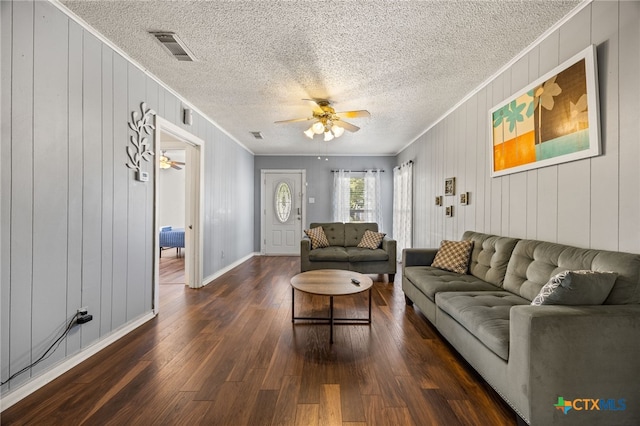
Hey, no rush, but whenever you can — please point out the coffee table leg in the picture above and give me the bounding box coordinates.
[330,296,334,344]
[291,287,295,323]
[368,287,372,323]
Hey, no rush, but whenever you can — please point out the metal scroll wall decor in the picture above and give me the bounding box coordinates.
[126,102,156,182]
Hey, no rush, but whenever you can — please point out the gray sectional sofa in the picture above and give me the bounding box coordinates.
[402,231,640,426]
[301,222,396,281]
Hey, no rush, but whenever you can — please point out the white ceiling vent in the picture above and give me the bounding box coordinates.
[149,32,196,62]
[250,131,264,140]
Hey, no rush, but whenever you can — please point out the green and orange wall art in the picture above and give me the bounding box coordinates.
[490,45,600,177]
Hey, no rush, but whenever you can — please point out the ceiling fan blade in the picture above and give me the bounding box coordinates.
[336,110,370,119]
[274,117,314,124]
[335,120,360,132]
[303,98,330,114]
[172,161,186,165]
[171,164,183,170]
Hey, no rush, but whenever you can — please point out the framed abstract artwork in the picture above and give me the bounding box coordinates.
[490,45,600,177]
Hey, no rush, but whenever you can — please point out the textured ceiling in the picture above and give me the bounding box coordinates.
[60,0,582,156]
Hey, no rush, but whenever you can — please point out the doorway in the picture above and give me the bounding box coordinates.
[261,170,306,255]
[153,116,204,313]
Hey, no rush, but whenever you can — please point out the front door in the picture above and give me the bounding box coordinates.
[262,170,305,255]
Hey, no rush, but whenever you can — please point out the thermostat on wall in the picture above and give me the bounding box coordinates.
[136,171,149,182]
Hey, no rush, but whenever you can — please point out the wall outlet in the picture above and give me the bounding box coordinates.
[78,306,88,315]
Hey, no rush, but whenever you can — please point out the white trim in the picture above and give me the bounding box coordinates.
[0,312,156,412]
[201,253,258,287]
[49,0,253,156]
[260,170,306,255]
[396,0,593,155]
[154,117,205,294]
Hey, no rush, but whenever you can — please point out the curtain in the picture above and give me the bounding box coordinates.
[393,162,413,262]
[363,169,383,230]
[332,169,351,222]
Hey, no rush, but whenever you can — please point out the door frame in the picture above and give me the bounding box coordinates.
[153,116,205,313]
[260,169,306,255]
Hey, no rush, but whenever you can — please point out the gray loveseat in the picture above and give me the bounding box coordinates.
[301,222,396,281]
[402,231,640,426]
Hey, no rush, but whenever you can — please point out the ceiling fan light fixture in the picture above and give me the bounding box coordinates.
[303,128,315,139]
[332,124,345,137]
[312,121,325,134]
[324,131,334,142]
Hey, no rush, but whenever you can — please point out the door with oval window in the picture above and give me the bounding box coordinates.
[262,170,304,255]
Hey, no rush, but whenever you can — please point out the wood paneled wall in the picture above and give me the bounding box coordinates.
[397,1,640,254]
[0,0,254,394]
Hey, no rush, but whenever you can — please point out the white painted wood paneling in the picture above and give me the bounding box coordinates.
[81,31,103,346]
[397,1,638,255]
[66,19,83,354]
[100,44,114,337]
[590,0,619,251]
[1,1,255,398]
[8,0,35,389]
[111,53,129,330]
[0,0,14,390]
[32,0,69,375]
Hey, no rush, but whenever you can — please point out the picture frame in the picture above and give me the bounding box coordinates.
[444,177,456,196]
[460,192,468,205]
[435,196,442,206]
[445,206,453,217]
[490,45,600,177]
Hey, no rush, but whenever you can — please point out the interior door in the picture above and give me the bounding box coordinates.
[263,171,304,255]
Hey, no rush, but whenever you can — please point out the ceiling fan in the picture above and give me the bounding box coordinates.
[275,99,370,141]
[159,151,185,170]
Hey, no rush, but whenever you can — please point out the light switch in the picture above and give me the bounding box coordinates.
[309,197,315,204]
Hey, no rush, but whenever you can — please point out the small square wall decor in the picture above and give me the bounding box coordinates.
[445,177,455,196]
[435,196,443,206]
[445,206,453,217]
[460,192,469,205]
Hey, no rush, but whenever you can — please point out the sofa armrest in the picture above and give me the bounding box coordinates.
[508,304,640,425]
[402,248,438,267]
[300,237,312,272]
[381,236,396,259]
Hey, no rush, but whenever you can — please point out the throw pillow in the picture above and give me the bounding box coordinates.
[431,240,474,274]
[304,226,330,250]
[531,270,618,306]
[357,230,386,249]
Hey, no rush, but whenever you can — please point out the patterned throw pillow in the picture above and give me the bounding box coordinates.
[357,230,386,249]
[531,270,618,306]
[431,240,474,274]
[304,226,330,250]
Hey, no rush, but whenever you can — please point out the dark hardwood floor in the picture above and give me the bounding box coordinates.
[1,256,517,425]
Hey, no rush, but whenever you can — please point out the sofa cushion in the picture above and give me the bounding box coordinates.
[346,247,389,262]
[357,230,386,249]
[431,240,474,274]
[531,270,618,306]
[304,226,330,249]
[462,231,520,287]
[345,222,379,247]
[310,222,345,246]
[504,239,640,304]
[308,246,349,262]
[436,291,530,360]
[404,266,498,302]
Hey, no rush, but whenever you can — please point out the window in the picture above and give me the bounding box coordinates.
[348,176,367,222]
[333,169,383,229]
[275,181,292,223]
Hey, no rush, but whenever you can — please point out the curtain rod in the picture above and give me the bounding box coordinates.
[394,160,413,170]
[331,169,385,173]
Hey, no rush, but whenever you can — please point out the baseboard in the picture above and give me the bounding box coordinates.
[201,252,258,287]
[0,311,156,412]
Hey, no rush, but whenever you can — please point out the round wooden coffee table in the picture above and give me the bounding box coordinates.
[291,269,373,344]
